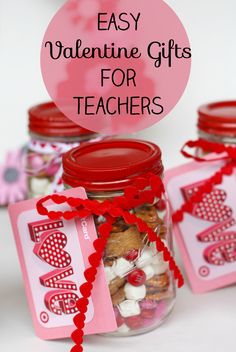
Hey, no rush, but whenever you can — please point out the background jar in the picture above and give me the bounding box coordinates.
[197,101,236,156]
[27,102,102,198]
[62,139,176,336]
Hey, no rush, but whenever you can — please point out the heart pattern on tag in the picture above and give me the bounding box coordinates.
[204,240,236,265]
[34,230,72,268]
[181,181,233,223]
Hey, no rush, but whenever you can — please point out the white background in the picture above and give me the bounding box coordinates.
[0,1,235,351]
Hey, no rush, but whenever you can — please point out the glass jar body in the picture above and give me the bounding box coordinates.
[27,133,99,198]
[65,185,176,336]
[197,130,236,157]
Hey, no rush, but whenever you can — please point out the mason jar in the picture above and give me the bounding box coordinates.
[62,139,176,336]
[27,102,102,198]
[197,101,236,155]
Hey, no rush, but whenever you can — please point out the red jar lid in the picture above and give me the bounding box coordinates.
[29,102,94,137]
[62,139,163,191]
[198,101,236,137]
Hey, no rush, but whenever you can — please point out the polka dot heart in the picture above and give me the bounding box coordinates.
[204,240,236,266]
[182,185,233,223]
[34,230,72,268]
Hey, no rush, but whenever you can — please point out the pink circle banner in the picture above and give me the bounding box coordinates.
[41,0,191,135]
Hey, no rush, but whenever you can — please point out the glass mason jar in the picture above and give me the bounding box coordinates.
[62,139,176,336]
[27,102,102,198]
[197,101,236,156]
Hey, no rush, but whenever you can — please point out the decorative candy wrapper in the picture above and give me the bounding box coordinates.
[8,173,183,351]
[166,139,236,294]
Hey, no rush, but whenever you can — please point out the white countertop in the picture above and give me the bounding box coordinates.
[1,208,235,352]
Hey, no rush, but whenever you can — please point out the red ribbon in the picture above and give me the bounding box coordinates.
[36,173,183,352]
[172,139,236,223]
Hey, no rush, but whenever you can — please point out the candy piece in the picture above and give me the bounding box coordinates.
[117,323,130,333]
[127,269,146,287]
[140,299,158,310]
[135,248,154,268]
[113,307,125,327]
[30,177,50,194]
[118,300,141,318]
[106,226,144,258]
[125,249,139,262]
[112,258,134,277]
[125,315,144,330]
[109,277,126,296]
[44,183,53,196]
[140,308,156,320]
[124,283,146,300]
[28,154,44,169]
[142,265,155,280]
[140,300,159,321]
[104,266,116,284]
[156,199,166,211]
[112,287,126,306]
[155,300,167,319]
[45,162,60,177]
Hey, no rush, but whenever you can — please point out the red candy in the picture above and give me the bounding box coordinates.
[125,249,139,262]
[141,309,156,320]
[125,315,143,330]
[127,269,146,287]
[156,199,166,211]
[113,307,124,328]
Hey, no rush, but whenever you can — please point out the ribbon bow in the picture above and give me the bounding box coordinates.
[36,173,183,352]
[173,139,236,223]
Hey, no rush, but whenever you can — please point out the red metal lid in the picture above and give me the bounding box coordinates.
[62,139,163,191]
[29,102,94,137]
[198,101,236,137]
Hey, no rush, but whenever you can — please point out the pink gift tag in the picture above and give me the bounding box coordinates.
[8,187,117,339]
[165,161,236,293]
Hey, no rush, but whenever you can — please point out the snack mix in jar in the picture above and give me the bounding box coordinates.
[27,102,102,198]
[197,101,236,155]
[62,139,176,336]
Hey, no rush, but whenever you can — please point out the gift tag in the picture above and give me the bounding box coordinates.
[8,187,117,339]
[165,161,236,293]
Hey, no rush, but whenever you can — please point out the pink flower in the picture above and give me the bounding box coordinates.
[0,149,27,205]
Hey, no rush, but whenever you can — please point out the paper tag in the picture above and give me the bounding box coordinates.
[165,161,236,294]
[8,187,117,339]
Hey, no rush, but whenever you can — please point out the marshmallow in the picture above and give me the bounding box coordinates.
[117,324,130,333]
[118,300,141,318]
[124,283,146,300]
[30,177,50,194]
[112,258,134,278]
[152,252,165,265]
[104,266,116,284]
[43,183,53,196]
[152,261,168,275]
[142,265,155,280]
[135,248,154,268]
